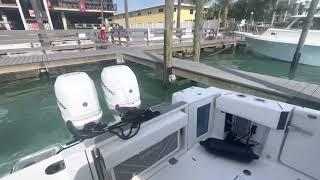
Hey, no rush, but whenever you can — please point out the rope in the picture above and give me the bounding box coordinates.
[207,45,232,56]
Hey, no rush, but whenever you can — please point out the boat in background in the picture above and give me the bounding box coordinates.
[237,15,320,66]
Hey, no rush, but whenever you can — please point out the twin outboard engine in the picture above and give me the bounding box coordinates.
[54,72,102,130]
[54,65,157,140]
[101,65,141,122]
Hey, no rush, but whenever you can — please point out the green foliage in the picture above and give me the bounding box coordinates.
[204,3,221,20]
[205,0,291,22]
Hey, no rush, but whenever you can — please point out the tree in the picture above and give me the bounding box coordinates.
[204,3,221,20]
[215,0,237,28]
[224,0,285,24]
[193,0,204,62]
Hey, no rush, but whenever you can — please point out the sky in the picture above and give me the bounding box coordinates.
[113,0,165,14]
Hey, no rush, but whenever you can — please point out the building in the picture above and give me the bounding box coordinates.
[0,0,117,30]
[111,3,209,29]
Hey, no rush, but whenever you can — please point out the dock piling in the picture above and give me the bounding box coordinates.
[289,0,319,79]
[192,0,204,62]
[163,0,174,85]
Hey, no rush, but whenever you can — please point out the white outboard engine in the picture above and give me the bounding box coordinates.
[54,72,102,130]
[101,65,141,122]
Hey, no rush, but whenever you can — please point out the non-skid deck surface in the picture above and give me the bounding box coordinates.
[0,40,319,104]
[149,144,312,180]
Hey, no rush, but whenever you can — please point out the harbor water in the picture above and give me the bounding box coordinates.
[1,49,320,177]
[0,62,191,177]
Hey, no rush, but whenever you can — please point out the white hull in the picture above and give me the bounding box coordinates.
[246,36,320,66]
[237,26,320,66]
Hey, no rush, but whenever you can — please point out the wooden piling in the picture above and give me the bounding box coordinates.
[289,0,319,79]
[163,0,174,84]
[124,0,129,29]
[30,0,49,51]
[192,0,204,62]
[176,0,181,29]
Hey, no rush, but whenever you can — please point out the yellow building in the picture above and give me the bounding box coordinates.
[111,3,208,28]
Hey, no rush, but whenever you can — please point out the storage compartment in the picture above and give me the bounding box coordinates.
[215,93,292,129]
[280,107,320,179]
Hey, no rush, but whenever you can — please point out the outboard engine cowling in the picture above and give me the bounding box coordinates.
[101,65,141,122]
[54,72,102,130]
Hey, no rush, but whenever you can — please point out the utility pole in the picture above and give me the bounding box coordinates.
[163,0,174,84]
[289,0,319,79]
[124,0,129,29]
[192,0,204,62]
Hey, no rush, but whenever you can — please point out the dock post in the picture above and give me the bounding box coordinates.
[30,0,46,30]
[147,28,150,46]
[163,0,174,85]
[289,0,319,79]
[30,0,49,49]
[116,53,124,64]
[61,12,68,30]
[124,0,129,29]
[192,0,204,62]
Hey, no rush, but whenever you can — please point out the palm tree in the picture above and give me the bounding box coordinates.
[216,0,236,28]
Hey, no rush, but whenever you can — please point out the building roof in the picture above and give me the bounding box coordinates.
[113,3,209,17]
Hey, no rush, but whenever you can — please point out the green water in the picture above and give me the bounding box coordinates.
[1,49,320,178]
[0,62,191,177]
[201,48,320,85]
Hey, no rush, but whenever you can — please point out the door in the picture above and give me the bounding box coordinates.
[280,107,320,179]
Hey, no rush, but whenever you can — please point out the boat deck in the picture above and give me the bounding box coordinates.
[149,144,312,180]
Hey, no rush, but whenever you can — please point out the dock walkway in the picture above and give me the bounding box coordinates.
[0,39,319,104]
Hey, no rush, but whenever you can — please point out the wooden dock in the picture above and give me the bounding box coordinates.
[0,38,319,105]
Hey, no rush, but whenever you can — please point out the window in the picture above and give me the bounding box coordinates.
[137,12,141,16]
[158,8,163,13]
[190,9,194,14]
[174,8,177,12]
[196,104,211,137]
[147,11,152,15]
